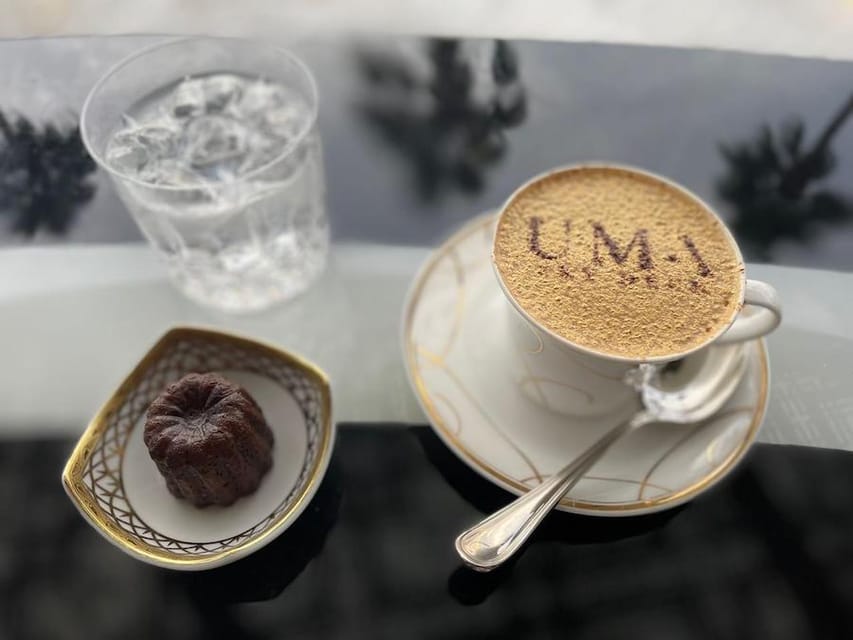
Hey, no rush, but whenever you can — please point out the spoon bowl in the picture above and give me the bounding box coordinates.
[638,345,749,423]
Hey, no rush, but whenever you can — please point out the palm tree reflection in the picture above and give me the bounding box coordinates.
[357,39,527,201]
[0,111,96,237]
[716,92,853,261]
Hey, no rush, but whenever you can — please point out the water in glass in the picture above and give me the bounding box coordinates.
[105,73,328,312]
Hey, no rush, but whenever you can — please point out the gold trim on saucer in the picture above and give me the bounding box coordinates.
[417,344,543,484]
[403,214,769,514]
[635,405,755,500]
[62,326,334,569]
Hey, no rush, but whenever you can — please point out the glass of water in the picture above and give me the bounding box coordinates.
[81,38,329,312]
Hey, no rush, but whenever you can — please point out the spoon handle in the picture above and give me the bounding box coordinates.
[455,411,651,572]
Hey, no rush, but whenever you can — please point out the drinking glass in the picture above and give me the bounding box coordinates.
[81,38,329,312]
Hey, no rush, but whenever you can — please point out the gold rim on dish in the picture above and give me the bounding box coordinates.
[62,326,334,568]
[403,213,769,514]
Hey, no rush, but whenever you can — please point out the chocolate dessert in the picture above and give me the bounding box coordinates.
[143,372,274,507]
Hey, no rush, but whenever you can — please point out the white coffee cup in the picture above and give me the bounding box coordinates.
[492,164,782,417]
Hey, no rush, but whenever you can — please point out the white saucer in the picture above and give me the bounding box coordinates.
[63,327,335,570]
[402,214,769,517]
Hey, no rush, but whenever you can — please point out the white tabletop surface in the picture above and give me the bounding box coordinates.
[1,241,852,452]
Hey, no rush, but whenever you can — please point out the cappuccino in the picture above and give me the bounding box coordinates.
[493,166,743,359]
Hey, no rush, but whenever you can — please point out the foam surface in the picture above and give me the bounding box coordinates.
[493,167,743,359]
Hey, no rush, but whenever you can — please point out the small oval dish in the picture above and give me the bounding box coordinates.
[62,326,334,571]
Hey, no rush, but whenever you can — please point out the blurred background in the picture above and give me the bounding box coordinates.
[2,33,852,269]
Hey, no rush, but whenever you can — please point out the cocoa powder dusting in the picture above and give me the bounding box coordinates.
[681,235,713,277]
[493,167,743,358]
[528,216,556,259]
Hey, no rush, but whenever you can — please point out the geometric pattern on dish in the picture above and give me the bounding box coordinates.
[62,327,332,566]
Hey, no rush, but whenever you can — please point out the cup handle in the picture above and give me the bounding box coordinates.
[715,279,782,344]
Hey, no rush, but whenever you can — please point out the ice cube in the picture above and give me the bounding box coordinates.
[106,122,180,177]
[181,114,251,171]
[201,74,244,114]
[137,158,204,187]
[134,124,180,157]
[236,80,307,141]
[106,74,306,185]
[236,79,288,116]
[105,137,148,174]
[171,78,206,118]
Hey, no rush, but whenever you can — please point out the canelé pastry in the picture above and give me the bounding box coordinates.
[143,372,274,507]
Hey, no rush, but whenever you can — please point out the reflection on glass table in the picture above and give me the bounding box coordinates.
[2,37,851,271]
[3,427,853,639]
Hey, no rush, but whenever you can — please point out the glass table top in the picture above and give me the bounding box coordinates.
[2,35,853,639]
[3,426,853,639]
[1,36,851,271]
